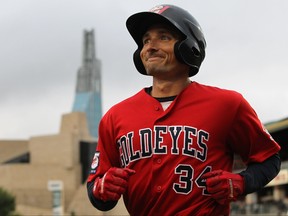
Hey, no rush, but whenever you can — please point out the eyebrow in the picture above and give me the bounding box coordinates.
[142,28,180,40]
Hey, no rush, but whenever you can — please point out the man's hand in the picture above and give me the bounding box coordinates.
[93,167,135,202]
[202,170,244,205]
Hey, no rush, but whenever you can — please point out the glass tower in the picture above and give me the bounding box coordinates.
[72,29,102,138]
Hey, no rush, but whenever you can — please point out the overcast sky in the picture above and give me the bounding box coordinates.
[0,0,287,139]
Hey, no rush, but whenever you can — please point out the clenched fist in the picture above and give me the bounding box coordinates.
[202,170,244,205]
[93,167,135,202]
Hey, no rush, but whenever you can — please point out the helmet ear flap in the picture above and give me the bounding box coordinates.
[174,41,185,64]
[133,49,147,75]
[174,39,201,77]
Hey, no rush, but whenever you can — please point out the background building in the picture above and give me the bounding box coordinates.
[72,29,102,139]
[0,112,128,215]
[0,29,127,215]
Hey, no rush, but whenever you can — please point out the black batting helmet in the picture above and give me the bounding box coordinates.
[126,4,206,77]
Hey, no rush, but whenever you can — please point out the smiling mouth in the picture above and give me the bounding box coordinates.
[147,57,162,62]
[146,55,164,62]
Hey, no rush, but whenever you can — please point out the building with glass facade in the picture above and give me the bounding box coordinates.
[72,29,102,138]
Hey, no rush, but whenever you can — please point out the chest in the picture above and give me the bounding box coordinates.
[114,100,234,168]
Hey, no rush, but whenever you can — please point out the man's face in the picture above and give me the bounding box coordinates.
[140,24,189,78]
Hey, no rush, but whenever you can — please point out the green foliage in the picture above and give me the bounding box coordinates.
[0,187,15,216]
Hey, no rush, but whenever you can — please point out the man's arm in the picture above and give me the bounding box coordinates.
[202,153,281,204]
[240,153,281,194]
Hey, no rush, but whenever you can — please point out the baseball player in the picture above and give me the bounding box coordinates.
[87,4,281,216]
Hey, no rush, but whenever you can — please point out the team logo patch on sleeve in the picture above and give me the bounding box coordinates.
[91,152,100,170]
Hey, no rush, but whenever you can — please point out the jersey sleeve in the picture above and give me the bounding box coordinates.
[87,110,121,183]
[227,95,280,164]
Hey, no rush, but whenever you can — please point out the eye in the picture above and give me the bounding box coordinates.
[143,38,150,45]
[160,34,171,41]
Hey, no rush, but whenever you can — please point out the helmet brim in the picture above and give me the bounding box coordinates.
[126,12,174,48]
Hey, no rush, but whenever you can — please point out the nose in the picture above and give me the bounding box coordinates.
[145,39,159,53]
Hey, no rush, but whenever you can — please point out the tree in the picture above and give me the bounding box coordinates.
[0,187,15,216]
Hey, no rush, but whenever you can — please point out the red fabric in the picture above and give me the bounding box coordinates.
[87,82,280,216]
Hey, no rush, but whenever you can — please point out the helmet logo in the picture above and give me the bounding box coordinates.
[149,5,170,14]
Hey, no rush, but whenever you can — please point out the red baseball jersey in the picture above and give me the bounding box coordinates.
[87,82,280,216]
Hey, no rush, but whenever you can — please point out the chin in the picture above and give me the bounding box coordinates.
[146,67,167,76]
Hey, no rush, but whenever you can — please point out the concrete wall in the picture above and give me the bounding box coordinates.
[0,140,28,163]
[0,112,104,215]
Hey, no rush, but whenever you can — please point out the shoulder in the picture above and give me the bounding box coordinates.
[111,88,149,109]
[102,88,150,119]
[189,82,244,101]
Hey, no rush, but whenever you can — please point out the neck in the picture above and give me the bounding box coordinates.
[151,78,191,98]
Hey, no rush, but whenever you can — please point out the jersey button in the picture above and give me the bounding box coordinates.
[157,159,161,164]
[154,106,160,111]
[156,186,162,192]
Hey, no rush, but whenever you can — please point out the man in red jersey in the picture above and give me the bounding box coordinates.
[87,4,281,216]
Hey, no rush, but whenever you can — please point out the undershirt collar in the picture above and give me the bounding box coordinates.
[145,87,176,111]
[145,87,177,102]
